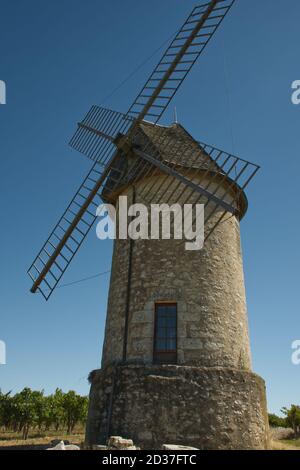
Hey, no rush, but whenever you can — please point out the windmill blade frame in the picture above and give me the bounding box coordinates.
[133,149,236,214]
[69,105,135,163]
[116,130,259,234]
[28,161,112,300]
[123,135,259,245]
[127,0,236,124]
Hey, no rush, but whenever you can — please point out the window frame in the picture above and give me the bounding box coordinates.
[153,302,177,364]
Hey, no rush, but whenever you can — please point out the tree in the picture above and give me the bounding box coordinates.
[44,389,65,431]
[268,413,287,428]
[62,391,88,434]
[0,390,14,430]
[281,405,300,436]
[12,388,39,439]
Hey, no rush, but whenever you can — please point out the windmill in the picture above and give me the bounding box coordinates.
[27,0,258,301]
[27,1,270,450]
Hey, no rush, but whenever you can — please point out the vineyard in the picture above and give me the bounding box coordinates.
[0,388,88,440]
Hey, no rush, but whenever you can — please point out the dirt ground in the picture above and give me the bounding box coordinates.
[0,431,84,450]
[0,432,299,451]
[270,439,300,450]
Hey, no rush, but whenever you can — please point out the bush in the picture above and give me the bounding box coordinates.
[268,413,287,428]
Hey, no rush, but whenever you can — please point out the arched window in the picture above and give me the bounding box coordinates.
[153,303,177,364]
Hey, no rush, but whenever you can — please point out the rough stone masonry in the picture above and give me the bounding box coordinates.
[85,122,270,450]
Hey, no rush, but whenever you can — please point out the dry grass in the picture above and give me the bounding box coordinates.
[271,439,300,450]
[1,431,300,451]
[0,430,84,449]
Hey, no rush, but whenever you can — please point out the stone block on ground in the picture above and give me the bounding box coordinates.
[107,436,136,450]
[46,440,80,450]
[162,444,199,450]
[108,436,132,448]
[47,440,65,450]
[51,439,70,446]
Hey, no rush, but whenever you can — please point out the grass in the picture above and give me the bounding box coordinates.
[0,429,84,449]
[280,438,300,448]
[271,439,300,450]
[1,430,300,450]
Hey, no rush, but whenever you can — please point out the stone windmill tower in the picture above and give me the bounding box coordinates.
[27,1,269,449]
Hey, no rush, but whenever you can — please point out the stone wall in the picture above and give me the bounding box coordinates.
[101,175,251,370]
[86,364,270,450]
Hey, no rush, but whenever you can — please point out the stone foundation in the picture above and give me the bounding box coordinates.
[85,364,270,450]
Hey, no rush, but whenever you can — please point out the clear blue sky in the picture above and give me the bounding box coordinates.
[0,0,299,415]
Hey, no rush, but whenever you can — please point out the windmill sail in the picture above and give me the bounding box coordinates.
[69,106,134,162]
[28,162,104,300]
[142,137,259,243]
[127,0,236,124]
